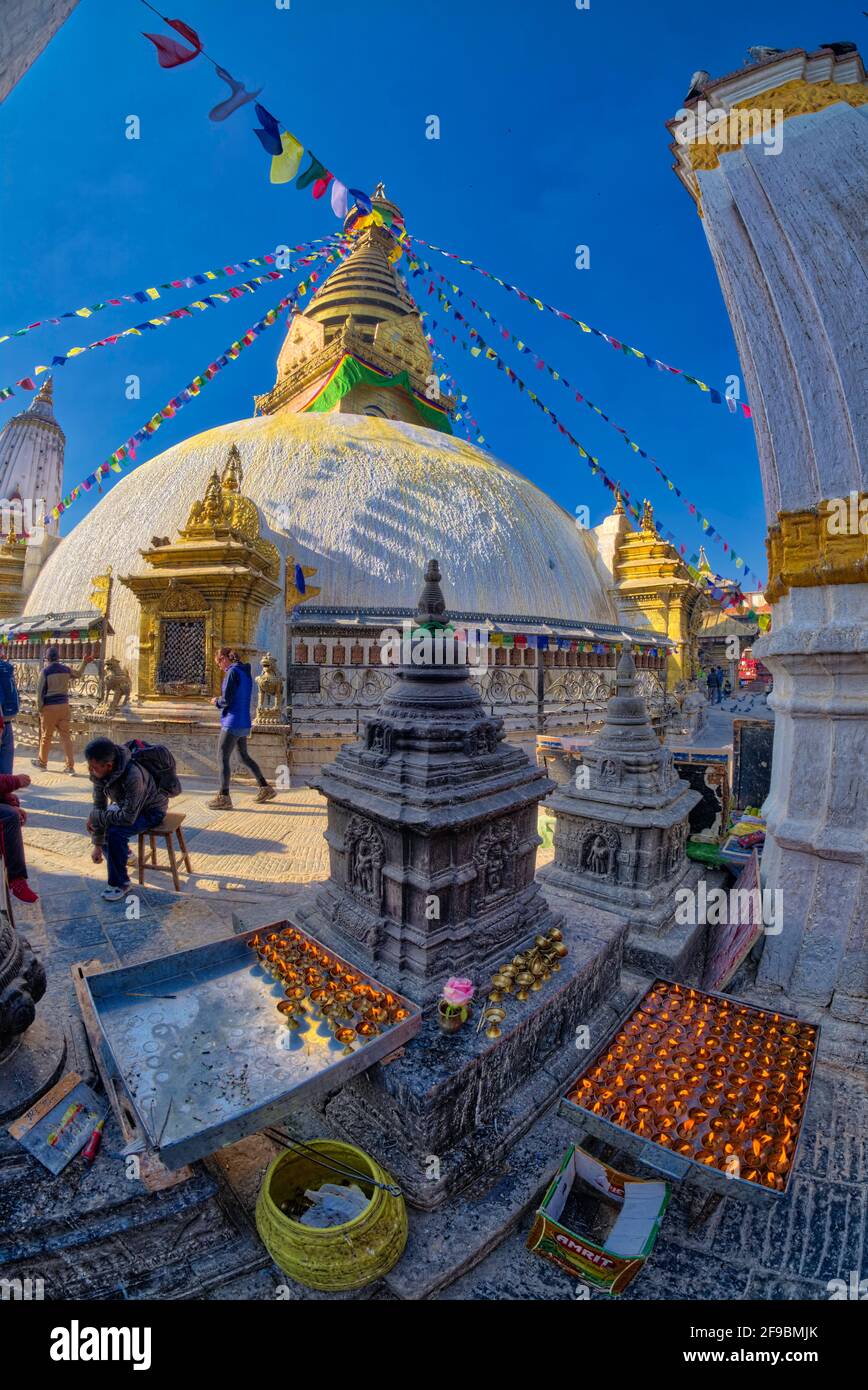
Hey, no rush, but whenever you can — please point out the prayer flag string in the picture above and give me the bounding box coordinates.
[416,301,749,611]
[0,233,339,349]
[0,241,345,403]
[137,1,364,219]
[408,253,761,583]
[44,286,302,527]
[406,234,751,418]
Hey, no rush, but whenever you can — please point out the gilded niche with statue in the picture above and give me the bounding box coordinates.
[120,445,281,701]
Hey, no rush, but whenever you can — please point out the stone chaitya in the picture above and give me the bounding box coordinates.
[292,560,628,1209]
[301,558,562,1000]
[539,641,704,978]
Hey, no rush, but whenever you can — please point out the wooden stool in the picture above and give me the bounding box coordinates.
[137,811,192,891]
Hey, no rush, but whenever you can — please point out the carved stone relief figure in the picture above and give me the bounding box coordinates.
[579,823,620,880]
[599,756,621,786]
[345,815,385,909]
[472,818,519,907]
[668,822,687,874]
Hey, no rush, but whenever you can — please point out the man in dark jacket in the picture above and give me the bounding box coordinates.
[0,657,20,774]
[208,647,276,810]
[85,737,168,901]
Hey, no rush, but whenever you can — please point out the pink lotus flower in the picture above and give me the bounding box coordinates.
[442,977,474,1007]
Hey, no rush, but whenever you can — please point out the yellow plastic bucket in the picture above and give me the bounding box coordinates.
[255,1139,407,1292]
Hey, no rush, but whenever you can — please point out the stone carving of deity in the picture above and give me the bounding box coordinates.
[599,757,620,786]
[588,834,610,875]
[472,819,518,907]
[668,823,686,874]
[345,816,385,909]
[580,824,619,880]
[659,748,675,790]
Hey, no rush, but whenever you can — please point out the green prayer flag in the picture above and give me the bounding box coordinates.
[296,152,328,190]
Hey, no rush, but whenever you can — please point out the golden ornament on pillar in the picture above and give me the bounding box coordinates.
[765,495,868,602]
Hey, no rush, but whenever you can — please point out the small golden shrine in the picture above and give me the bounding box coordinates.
[0,525,28,621]
[613,499,708,688]
[120,445,281,701]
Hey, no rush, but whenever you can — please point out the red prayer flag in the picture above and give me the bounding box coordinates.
[143,18,202,68]
[312,172,334,199]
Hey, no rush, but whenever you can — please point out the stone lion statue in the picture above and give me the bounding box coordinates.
[102,656,132,713]
[255,652,284,724]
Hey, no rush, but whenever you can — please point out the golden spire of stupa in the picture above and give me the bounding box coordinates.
[256,186,452,426]
[221,443,243,493]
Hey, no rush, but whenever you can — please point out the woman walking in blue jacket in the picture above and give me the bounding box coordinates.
[208,648,277,810]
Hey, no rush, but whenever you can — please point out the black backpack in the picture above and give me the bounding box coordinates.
[124,739,182,798]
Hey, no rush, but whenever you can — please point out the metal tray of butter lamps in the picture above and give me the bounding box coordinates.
[559,977,818,1208]
[73,922,421,1170]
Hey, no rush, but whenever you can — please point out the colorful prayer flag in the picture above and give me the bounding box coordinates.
[142,18,202,68]
[271,130,303,184]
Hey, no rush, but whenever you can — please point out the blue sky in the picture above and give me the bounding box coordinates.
[0,0,858,583]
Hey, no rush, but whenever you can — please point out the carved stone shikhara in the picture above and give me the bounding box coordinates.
[539,642,702,954]
[303,559,562,1003]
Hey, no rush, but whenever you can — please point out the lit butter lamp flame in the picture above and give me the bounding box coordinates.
[567,980,815,1191]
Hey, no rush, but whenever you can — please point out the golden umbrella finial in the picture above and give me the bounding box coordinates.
[221,443,243,493]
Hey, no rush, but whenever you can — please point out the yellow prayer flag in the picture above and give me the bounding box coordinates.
[75,308,92,318]
[271,130,303,184]
[578,322,591,333]
[146,288,159,300]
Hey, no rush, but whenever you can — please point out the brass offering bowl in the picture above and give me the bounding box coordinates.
[483,1006,507,1040]
[277,1000,302,1031]
[334,1026,357,1055]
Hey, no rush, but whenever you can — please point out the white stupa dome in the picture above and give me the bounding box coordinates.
[24,409,618,664]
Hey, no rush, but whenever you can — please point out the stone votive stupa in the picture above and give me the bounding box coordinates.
[292,560,628,1213]
[538,641,704,978]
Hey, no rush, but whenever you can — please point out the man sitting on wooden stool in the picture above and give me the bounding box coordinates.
[85,737,169,902]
